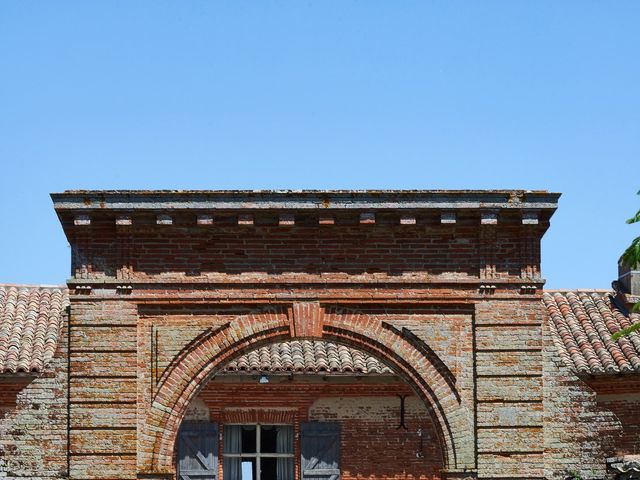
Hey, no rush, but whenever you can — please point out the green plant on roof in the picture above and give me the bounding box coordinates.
[612,189,640,340]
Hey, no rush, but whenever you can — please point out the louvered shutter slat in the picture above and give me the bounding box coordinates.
[177,421,219,480]
[301,422,341,480]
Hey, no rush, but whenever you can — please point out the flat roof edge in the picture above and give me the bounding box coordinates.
[55,189,557,194]
[51,190,561,211]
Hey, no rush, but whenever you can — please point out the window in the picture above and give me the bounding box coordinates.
[223,425,294,480]
[177,421,340,480]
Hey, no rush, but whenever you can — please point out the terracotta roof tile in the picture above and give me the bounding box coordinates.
[544,291,640,376]
[223,340,393,375]
[0,285,68,374]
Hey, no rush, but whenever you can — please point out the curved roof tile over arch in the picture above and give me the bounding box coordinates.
[543,291,640,375]
[223,340,393,375]
[0,285,68,374]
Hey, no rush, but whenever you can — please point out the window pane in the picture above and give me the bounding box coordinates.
[260,425,277,454]
[223,458,256,480]
[241,425,257,454]
[260,425,293,454]
[224,457,242,480]
[223,425,242,454]
[261,457,293,480]
[224,425,257,454]
[242,459,257,480]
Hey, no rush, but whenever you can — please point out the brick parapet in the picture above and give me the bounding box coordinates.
[58,223,548,284]
[52,190,556,285]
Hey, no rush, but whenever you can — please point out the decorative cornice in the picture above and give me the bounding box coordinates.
[52,189,560,211]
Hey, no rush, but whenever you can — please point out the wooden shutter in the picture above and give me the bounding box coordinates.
[177,421,219,480]
[301,422,341,480]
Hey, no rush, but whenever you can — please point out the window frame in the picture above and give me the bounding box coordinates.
[222,423,295,480]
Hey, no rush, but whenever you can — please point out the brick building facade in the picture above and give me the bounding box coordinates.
[1,190,639,480]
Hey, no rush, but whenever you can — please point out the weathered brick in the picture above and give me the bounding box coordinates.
[10,190,628,480]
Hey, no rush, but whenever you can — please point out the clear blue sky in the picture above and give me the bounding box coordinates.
[1,2,638,289]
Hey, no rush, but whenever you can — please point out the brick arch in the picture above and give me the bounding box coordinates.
[139,304,474,475]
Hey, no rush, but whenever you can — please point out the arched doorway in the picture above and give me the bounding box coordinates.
[139,303,475,478]
[176,338,445,480]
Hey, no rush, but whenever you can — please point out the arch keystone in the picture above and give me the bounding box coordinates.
[289,301,324,337]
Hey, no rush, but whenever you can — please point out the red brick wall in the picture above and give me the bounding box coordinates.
[310,396,442,480]
[596,393,640,456]
[591,378,640,457]
[0,381,30,410]
[59,205,552,479]
[65,290,551,479]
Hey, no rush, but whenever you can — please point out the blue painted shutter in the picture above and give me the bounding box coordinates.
[177,421,219,480]
[301,422,341,480]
